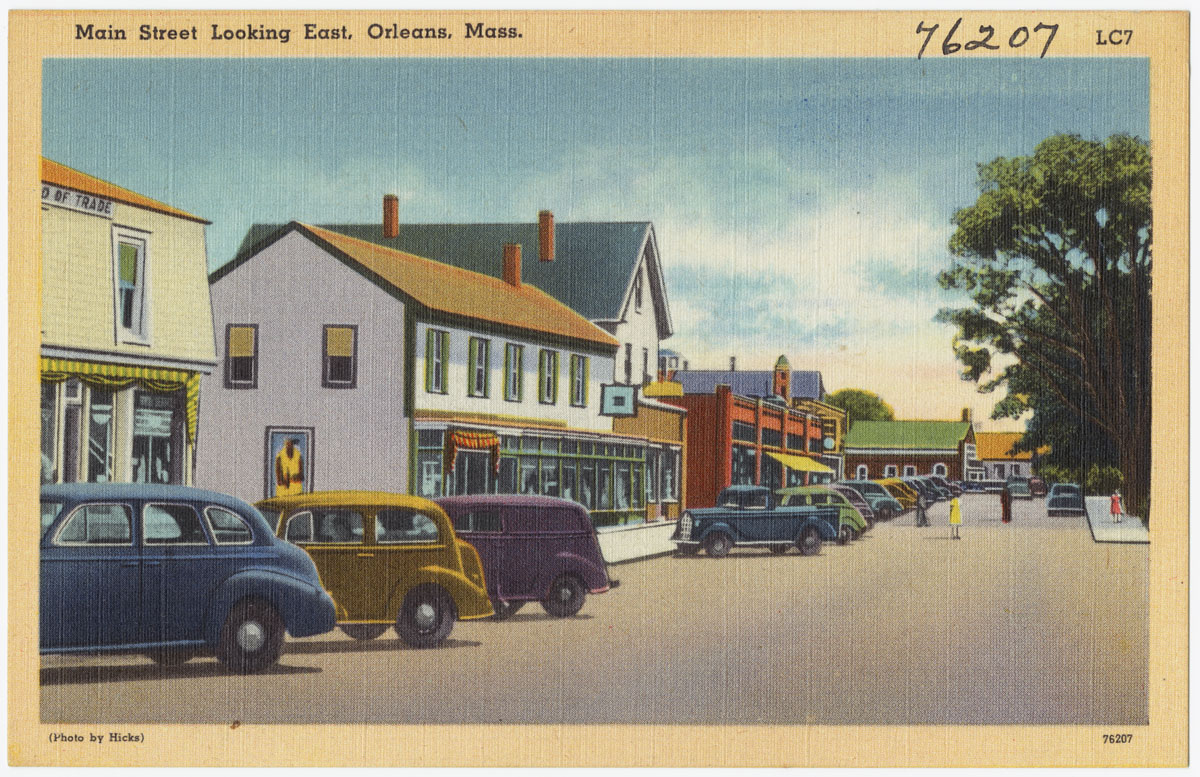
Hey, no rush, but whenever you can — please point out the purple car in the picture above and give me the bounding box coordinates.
[436,495,616,620]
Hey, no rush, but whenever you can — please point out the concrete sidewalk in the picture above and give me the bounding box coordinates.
[1085,496,1149,543]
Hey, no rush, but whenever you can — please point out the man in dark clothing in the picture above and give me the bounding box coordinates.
[915,492,930,527]
[1001,486,1013,523]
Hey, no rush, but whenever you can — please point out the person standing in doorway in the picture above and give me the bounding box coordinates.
[1000,485,1012,524]
[949,496,962,539]
[1110,490,1124,523]
[275,437,305,496]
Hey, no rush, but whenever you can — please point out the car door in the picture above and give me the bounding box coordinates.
[449,507,503,599]
[40,501,141,649]
[287,508,368,620]
[736,490,774,542]
[378,506,449,615]
[140,501,223,644]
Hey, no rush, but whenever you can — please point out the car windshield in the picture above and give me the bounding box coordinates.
[41,501,63,535]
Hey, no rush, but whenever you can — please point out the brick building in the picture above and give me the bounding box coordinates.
[843,420,983,481]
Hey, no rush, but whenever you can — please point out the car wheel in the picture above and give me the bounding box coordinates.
[797,527,822,556]
[145,649,196,666]
[863,514,875,531]
[703,532,733,558]
[395,585,456,648]
[216,598,285,674]
[838,525,853,545]
[340,624,389,641]
[878,507,894,522]
[491,600,525,621]
[770,544,790,555]
[541,575,587,618]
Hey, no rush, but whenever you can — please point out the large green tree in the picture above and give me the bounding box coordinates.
[938,133,1151,516]
[825,388,895,423]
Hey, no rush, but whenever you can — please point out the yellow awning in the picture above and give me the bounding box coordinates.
[765,450,833,474]
[41,357,200,443]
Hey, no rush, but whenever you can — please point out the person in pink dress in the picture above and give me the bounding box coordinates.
[1110,490,1124,523]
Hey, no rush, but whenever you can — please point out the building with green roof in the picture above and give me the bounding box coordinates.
[843,419,983,482]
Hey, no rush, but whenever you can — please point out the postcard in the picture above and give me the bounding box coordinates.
[8,9,1188,767]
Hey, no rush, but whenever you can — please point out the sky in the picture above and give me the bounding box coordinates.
[43,57,1149,427]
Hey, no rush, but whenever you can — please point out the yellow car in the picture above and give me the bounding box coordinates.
[876,479,918,511]
[257,491,493,648]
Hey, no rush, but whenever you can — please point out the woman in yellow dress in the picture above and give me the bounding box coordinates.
[949,496,962,540]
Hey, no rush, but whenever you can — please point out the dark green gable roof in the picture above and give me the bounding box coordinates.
[844,420,973,451]
[227,221,654,325]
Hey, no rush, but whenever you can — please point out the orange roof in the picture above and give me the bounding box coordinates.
[975,432,1048,461]
[41,157,209,224]
[299,223,619,350]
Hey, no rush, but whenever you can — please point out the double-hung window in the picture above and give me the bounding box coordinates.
[569,355,589,407]
[112,228,149,343]
[468,337,490,398]
[425,329,449,394]
[504,343,523,402]
[323,325,357,388]
[538,349,558,404]
[225,324,258,389]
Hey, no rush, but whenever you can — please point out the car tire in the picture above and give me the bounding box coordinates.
[395,585,456,648]
[145,649,196,666]
[491,600,525,621]
[877,506,894,522]
[340,624,389,641]
[863,514,875,531]
[216,598,285,674]
[797,527,822,556]
[541,575,587,618]
[838,525,853,545]
[703,532,733,558]
[770,544,790,555]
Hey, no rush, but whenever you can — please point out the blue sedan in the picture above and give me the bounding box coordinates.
[40,483,336,673]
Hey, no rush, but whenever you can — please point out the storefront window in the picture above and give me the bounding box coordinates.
[760,453,782,490]
[86,387,114,483]
[732,421,757,444]
[579,460,596,509]
[417,451,443,497]
[519,458,538,494]
[662,449,678,501]
[418,429,444,448]
[614,461,630,510]
[41,382,57,484]
[598,462,613,509]
[761,427,782,448]
[630,463,643,510]
[132,389,182,484]
[541,458,559,497]
[645,448,660,502]
[731,444,755,486]
[452,450,493,495]
[522,436,539,452]
[498,456,517,493]
[561,460,577,503]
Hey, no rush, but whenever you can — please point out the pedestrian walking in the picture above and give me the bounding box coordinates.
[1111,490,1124,523]
[949,496,962,539]
[1000,485,1012,524]
[915,492,930,527]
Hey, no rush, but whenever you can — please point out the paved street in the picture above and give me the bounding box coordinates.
[41,495,1147,725]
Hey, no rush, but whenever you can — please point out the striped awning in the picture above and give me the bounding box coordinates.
[765,450,834,474]
[40,357,200,443]
[444,429,501,474]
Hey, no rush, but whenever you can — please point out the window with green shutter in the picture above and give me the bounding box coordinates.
[504,343,523,402]
[426,328,449,394]
[570,355,589,407]
[468,337,490,398]
[538,349,558,404]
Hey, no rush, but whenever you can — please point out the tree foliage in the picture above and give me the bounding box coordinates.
[825,388,895,423]
[938,133,1151,517]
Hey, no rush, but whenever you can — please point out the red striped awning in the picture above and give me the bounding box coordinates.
[443,430,501,474]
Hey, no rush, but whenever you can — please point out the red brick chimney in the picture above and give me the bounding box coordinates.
[538,210,555,262]
[383,194,399,239]
[503,244,522,287]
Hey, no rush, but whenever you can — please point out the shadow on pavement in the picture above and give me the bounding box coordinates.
[40,659,320,686]
[489,612,594,624]
[284,637,482,655]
